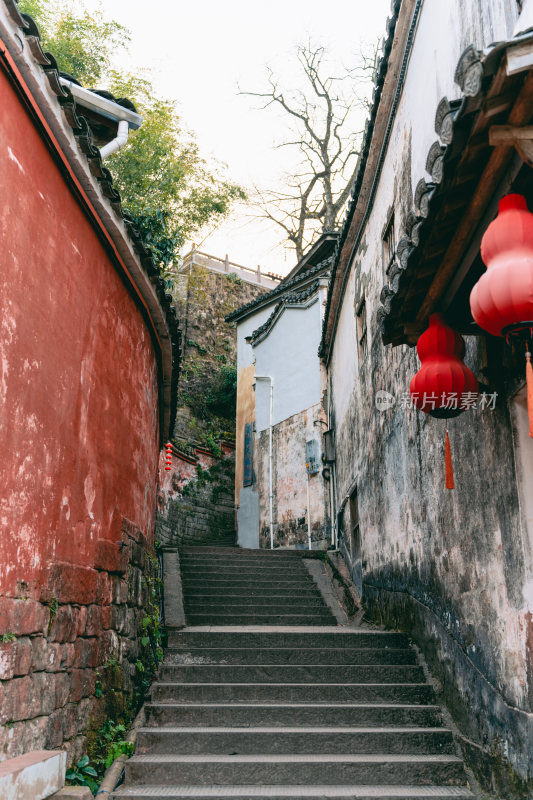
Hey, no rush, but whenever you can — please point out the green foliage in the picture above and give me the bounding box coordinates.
[91,720,134,773]
[66,755,98,796]
[1,633,16,643]
[18,0,130,86]
[17,0,245,276]
[205,435,222,458]
[187,339,208,355]
[206,365,237,420]
[47,596,58,635]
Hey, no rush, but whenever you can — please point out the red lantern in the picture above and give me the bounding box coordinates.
[410,313,479,417]
[470,193,533,435]
[165,442,172,471]
[471,194,533,338]
[410,313,479,488]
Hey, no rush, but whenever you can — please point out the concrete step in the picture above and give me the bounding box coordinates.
[113,785,474,798]
[183,605,334,617]
[183,596,327,608]
[180,556,309,575]
[144,702,443,728]
[180,555,310,564]
[135,726,455,755]
[151,683,436,705]
[181,587,323,598]
[181,571,311,581]
[124,753,467,786]
[180,557,310,567]
[163,647,417,665]
[157,665,425,684]
[184,614,337,626]
[181,578,318,589]
[180,547,310,557]
[167,631,410,649]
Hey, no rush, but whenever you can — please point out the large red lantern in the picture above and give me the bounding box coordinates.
[410,313,479,416]
[470,193,533,435]
[410,313,479,488]
[471,194,533,338]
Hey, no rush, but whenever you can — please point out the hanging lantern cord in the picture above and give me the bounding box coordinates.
[525,341,533,438]
[444,426,455,490]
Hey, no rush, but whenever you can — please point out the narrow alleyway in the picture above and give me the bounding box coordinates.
[112,547,474,799]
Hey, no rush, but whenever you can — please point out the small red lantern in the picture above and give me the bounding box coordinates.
[470,193,533,435]
[410,313,479,488]
[165,442,172,471]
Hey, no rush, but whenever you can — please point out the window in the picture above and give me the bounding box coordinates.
[383,214,396,281]
[356,298,367,362]
[243,422,255,486]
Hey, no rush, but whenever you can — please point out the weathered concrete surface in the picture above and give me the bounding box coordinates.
[162,549,185,628]
[51,788,92,800]
[257,405,330,549]
[0,750,66,800]
[303,558,348,624]
[326,0,532,792]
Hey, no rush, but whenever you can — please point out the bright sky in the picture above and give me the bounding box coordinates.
[82,0,392,275]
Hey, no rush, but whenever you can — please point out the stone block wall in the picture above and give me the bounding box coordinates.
[157,447,235,547]
[0,518,159,765]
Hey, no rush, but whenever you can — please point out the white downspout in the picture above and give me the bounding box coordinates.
[255,376,274,549]
[306,473,312,550]
[99,119,129,159]
[58,78,142,160]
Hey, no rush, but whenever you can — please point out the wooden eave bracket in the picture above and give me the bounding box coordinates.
[489,124,533,167]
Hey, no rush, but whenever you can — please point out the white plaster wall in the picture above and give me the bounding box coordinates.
[254,299,322,433]
[236,306,273,371]
[405,0,518,191]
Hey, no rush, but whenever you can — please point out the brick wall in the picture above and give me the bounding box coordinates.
[0,519,159,765]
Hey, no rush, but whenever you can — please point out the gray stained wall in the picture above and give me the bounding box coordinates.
[326,0,533,793]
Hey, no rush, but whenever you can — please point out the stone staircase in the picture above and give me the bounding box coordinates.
[179,547,338,625]
[112,548,474,800]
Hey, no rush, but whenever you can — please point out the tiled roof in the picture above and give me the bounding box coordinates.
[2,0,181,436]
[377,31,533,345]
[248,280,323,344]
[225,258,332,323]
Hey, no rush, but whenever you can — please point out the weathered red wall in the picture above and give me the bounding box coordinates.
[0,65,160,603]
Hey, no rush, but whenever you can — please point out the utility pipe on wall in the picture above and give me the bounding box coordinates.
[255,375,274,549]
[100,119,130,158]
[306,473,312,551]
[58,77,142,160]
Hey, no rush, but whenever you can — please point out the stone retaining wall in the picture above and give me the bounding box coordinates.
[0,519,158,765]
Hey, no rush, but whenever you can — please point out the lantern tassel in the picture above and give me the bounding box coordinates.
[526,350,533,438]
[445,429,455,490]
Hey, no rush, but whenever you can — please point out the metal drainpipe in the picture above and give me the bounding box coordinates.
[255,376,274,549]
[306,472,312,551]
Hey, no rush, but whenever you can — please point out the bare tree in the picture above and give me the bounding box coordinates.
[241,42,379,261]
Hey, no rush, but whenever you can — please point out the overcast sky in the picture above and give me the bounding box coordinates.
[82,0,392,275]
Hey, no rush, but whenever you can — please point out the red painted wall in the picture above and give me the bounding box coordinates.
[0,65,160,601]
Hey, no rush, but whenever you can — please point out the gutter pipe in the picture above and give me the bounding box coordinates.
[59,77,142,159]
[99,119,129,158]
[255,375,274,549]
